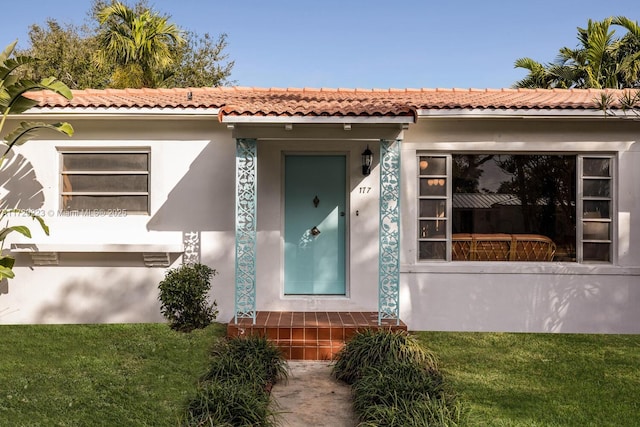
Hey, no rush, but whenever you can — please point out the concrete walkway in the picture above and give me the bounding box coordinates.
[271,361,356,427]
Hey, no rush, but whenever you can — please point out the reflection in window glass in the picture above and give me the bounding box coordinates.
[583,180,610,198]
[452,154,576,261]
[418,156,446,175]
[419,241,446,260]
[583,158,610,177]
[418,156,448,260]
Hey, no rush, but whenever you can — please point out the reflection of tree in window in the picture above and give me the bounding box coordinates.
[452,154,576,261]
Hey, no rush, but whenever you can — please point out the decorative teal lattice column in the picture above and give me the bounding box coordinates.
[234,138,257,323]
[379,139,401,325]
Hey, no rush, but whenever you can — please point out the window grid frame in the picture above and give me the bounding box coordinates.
[577,154,615,263]
[416,152,616,265]
[417,155,450,261]
[59,148,151,214]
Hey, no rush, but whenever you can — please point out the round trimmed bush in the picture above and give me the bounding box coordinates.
[158,263,218,332]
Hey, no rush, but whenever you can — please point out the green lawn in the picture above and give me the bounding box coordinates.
[1,325,638,426]
[0,323,226,426]
[416,332,640,427]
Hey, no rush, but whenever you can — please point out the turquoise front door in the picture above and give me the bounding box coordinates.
[284,155,346,295]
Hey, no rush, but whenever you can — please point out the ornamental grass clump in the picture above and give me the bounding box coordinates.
[353,363,465,426]
[184,380,276,427]
[332,328,438,384]
[183,335,288,426]
[355,395,466,427]
[352,362,447,415]
[332,329,466,426]
[203,335,288,388]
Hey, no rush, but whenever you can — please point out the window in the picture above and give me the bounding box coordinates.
[60,150,149,214]
[580,157,613,262]
[417,154,613,263]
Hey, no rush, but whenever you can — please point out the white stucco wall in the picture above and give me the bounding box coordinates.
[1,117,240,324]
[1,113,639,333]
[399,118,640,333]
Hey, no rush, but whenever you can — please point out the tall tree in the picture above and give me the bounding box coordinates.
[165,31,235,88]
[18,0,233,89]
[514,16,640,89]
[18,20,112,90]
[95,1,184,88]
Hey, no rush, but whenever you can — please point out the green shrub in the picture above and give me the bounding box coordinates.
[183,380,278,427]
[332,329,438,384]
[158,263,218,332]
[356,396,466,427]
[201,339,287,389]
[352,363,447,415]
[224,335,288,385]
[332,329,466,426]
[183,335,288,426]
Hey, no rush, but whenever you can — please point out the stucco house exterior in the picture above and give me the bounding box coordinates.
[1,86,639,333]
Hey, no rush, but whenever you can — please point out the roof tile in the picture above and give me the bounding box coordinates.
[22,86,634,120]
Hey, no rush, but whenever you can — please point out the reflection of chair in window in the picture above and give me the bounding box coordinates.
[452,234,556,261]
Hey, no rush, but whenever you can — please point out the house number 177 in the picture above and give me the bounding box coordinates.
[359,187,372,194]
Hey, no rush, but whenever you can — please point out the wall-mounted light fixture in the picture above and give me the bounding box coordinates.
[361,145,373,176]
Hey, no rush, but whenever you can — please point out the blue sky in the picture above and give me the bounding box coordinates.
[3,0,640,89]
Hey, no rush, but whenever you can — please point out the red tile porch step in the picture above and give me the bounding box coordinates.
[227,311,407,360]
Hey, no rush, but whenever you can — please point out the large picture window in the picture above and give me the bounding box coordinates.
[60,150,150,214]
[417,154,613,263]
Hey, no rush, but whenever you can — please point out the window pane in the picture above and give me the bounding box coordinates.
[418,156,446,175]
[583,179,610,197]
[63,175,148,193]
[583,158,610,177]
[583,200,610,218]
[419,199,446,218]
[420,178,447,196]
[583,243,610,262]
[452,154,576,262]
[583,222,610,240]
[63,153,148,171]
[419,220,446,239]
[63,195,148,212]
[419,241,446,260]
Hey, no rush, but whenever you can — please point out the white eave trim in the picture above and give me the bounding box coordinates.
[416,108,612,119]
[18,106,221,119]
[220,115,413,124]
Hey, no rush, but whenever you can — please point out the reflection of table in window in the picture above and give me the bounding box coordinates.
[452,234,556,261]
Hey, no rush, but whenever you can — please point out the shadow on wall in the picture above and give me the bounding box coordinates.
[0,151,44,210]
[409,270,634,333]
[467,272,616,332]
[35,269,164,324]
[147,141,235,233]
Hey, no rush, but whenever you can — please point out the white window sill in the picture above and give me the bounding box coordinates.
[401,262,640,276]
[10,243,184,267]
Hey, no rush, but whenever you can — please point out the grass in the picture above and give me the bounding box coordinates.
[0,322,226,426]
[416,332,640,427]
[2,325,638,426]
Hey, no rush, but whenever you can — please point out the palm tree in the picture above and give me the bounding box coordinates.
[95,1,184,88]
[514,17,640,89]
[611,16,640,87]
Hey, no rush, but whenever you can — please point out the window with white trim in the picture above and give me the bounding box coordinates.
[417,153,613,263]
[60,150,150,214]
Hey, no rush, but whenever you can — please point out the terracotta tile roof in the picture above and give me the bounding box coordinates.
[24,86,629,120]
